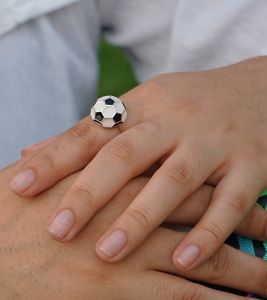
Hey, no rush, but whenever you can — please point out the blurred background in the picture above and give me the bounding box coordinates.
[98,39,137,97]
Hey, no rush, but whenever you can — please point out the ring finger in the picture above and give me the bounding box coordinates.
[95,143,221,262]
[47,121,174,241]
[145,227,267,298]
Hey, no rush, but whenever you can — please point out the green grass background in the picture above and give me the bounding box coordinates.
[97,39,137,97]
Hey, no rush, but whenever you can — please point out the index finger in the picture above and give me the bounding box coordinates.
[9,91,143,197]
[9,116,120,196]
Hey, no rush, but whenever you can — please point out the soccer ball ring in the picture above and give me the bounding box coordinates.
[90,95,128,128]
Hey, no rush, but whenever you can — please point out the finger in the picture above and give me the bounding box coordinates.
[95,144,222,262]
[83,172,266,242]
[173,163,264,271]
[234,204,267,241]
[9,117,120,196]
[138,272,246,300]
[10,90,145,196]
[47,121,174,241]
[166,184,214,225]
[167,185,267,241]
[21,136,57,157]
[144,227,267,298]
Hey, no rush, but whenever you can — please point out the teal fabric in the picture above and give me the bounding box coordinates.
[236,195,267,261]
[237,236,256,256]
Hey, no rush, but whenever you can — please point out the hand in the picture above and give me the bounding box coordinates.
[19,145,267,242]
[10,56,267,270]
[2,162,267,298]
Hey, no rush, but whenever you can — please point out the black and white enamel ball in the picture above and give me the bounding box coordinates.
[91,95,127,128]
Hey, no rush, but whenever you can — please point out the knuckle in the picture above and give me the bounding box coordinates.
[61,261,114,288]
[207,246,231,282]
[226,192,248,214]
[125,207,152,231]
[149,278,180,300]
[161,161,192,189]
[198,222,225,247]
[69,119,98,146]
[102,140,137,167]
[180,287,204,300]
[21,148,31,157]
[71,184,98,210]
[86,265,114,286]
[157,287,179,300]
[141,77,165,97]
[135,119,162,136]
[33,152,57,173]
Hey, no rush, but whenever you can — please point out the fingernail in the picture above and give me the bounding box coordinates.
[175,245,200,268]
[98,230,127,257]
[48,209,75,240]
[9,169,36,193]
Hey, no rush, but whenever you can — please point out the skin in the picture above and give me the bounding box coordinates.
[9,56,267,270]
[21,141,267,242]
[1,161,267,299]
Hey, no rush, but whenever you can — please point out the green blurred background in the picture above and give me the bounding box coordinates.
[97,39,137,97]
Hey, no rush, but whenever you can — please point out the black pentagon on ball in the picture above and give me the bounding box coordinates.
[95,112,104,121]
[105,98,115,105]
[113,113,122,123]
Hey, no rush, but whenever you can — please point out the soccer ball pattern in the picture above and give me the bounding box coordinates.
[91,96,127,128]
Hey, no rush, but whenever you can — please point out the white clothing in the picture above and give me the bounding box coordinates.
[1,1,267,80]
[0,0,79,37]
[1,0,267,166]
